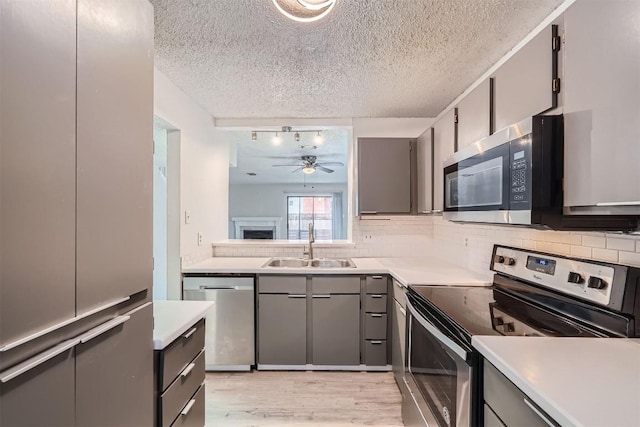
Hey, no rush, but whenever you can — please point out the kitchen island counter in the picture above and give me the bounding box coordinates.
[152,300,214,350]
[473,336,640,427]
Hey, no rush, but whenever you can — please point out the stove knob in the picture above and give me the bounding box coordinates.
[504,257,516,266]
[587,276,607,290]
[567,272,585,284]
[494,255,505,264]
[503,322,515,333]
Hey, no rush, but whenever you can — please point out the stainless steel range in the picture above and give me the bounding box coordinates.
[402,244,640,427]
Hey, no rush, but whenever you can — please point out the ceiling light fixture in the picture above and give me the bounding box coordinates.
[294,132,300,142]
[272,132,282,145]
[251,127,324,144]
[314,131,323,145]
[302,166,316,174]
[272,0,337,23]
[251,131,257,141]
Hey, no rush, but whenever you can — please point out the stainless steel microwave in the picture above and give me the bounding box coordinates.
[442,115,640,230]
[443,115,563,227]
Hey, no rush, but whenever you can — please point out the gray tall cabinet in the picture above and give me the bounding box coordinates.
[0,0,154,425]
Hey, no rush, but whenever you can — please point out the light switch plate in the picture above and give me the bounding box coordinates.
[197,232,203,246]
[185,210,191,224]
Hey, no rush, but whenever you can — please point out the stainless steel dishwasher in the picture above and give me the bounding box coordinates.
[182,273,255,371]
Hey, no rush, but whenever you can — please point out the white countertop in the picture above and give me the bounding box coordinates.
[181,256,490,287]
[153,300,214,350]
[473,336,640,427]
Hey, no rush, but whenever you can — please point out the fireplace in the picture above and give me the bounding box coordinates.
[243,229,274,239]
[232,217,282,240]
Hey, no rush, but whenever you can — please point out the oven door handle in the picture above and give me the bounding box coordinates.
[406,298,468,361]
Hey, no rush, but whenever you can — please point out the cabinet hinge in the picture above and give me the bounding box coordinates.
[454,113,459,124]
[552,35,561,52]
[552,78,561,93]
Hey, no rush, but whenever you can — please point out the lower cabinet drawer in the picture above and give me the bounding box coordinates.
[364,313,387,339]
[160,319,205,391]
[161,350,205,427]
[364,294,387,313]
[364,340,387,366]
[170,384,205,427]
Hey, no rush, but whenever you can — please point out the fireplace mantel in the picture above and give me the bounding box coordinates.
[232,217,282,239]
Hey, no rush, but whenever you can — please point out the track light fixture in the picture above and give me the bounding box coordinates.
[251,126,325,145]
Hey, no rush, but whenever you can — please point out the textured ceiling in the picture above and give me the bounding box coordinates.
[151,0,563,118]
[226,129,349,184]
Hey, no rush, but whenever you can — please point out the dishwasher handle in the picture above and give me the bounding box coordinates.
[199,285,253,291]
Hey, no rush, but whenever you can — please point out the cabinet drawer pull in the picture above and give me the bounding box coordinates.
[183,327,197,339]
[181,362,195,378]
[371,294,383,299]
[371,276,384,280]
[312,294,331,299]
[80,315,130,344]
[370,340,383,345]
[78,296,131,318]
[181,398,196,416]
[0,338,79,383]
[523,398,555,426]
[370,313,383,318]
[394,281,404,289]
[287,294,307,298]
[360,211,377,214]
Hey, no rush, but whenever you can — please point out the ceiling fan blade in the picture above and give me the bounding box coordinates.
[316,165,334,173]
[291,167,304,173]
[316,161,344,167]
[272,164,304,167]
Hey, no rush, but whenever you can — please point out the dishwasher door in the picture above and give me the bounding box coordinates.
[183,276,255,370]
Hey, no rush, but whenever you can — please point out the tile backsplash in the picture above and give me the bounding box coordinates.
[206,215,640,275]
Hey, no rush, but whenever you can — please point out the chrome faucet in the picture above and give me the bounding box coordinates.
[303,223,315,260]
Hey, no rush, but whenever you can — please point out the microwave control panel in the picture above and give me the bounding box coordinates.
[509,137,532,209]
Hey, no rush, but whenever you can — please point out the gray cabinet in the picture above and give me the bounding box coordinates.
[484,362,558,427]
[155,318,206,427]
[358,138,416,214]
[0,347,75,426]
[76,0,154,313]
[457,79,493,149]
[432,110,456,212]
[76,304,154,427]
[562,0,640,209]
[257,276,307,366]
[311,277,360,365]
[363,276,389,366]
[416,128,433,213]
[493,24,558,131]
[392,280,407,393]
[0,0,77,348]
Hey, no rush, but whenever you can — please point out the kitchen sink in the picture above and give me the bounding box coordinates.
[309,258,356,268]
[262,257,356,268]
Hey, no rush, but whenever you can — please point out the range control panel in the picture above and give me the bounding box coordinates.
[491,246,616,307]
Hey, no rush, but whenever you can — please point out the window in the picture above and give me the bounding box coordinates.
[287,196,333,240]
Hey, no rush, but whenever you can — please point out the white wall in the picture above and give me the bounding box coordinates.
[154,68,229,272]
[152,125,168,300]
[228,183,348,239]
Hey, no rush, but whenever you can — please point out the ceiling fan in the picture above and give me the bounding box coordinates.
[272,155,344,174]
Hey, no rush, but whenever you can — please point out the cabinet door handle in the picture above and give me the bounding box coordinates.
[523,398,555,426]
[183,327,197,339]
[370,313,383,318]
[312,294,331,298]
[287,294,307,298]
[371,276,384,280]
[370,340,383,345]
[0,338,79,383]
[78,296,131,318]
[371,294,383,299]
[181,362,196,378]
[79,315,130,344]
[360,211,377,214]
[394,281,405,289]
[181,398,196,416]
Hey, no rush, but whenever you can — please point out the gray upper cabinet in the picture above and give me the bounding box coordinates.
[432,110,456,212]
[562,0,640,208]
[358,138,415,214]
[76,0,154,312]
[493,24,558,131]
[0,0,77,346]
[457,79,493,149]
[416,129,433,213]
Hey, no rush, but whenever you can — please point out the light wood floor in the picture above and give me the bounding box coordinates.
[205,371,403,426]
